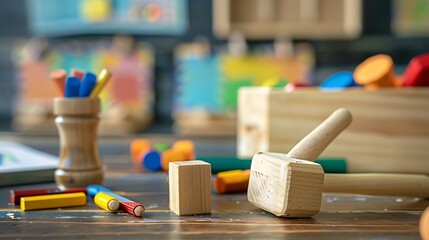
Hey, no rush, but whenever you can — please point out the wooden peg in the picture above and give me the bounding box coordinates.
[354,54,397,90]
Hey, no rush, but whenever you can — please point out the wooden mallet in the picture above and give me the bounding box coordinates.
[247,108,429,218]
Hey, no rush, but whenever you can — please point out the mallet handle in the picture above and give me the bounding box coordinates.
[287,108,352,161]
[324,173,429,198]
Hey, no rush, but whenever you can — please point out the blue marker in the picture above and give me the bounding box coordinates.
[65,77,81,97]
[79,72,97,97]
[87,184,111,198]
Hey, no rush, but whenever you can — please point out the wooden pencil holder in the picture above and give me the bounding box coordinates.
[53,97,104,189]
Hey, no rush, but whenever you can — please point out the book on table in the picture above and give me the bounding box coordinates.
[0,141,58,186]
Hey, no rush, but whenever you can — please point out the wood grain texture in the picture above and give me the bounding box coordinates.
[169,160,212,215]
[53,97,104,189]
[0,135,428,239]
[287,108,352,161]
[247,152,325,217]
[324,173,429,198]
[238,87,429,174]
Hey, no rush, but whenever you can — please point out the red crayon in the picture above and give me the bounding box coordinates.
[105,191,145,217]
[86,184,145,217]
[10,187,87,205]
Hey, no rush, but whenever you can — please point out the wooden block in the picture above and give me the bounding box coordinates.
[248,152,324,217]
[169,160,211,215]
[238,87,429,174]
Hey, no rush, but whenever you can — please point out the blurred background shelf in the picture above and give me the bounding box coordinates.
[213,0,362,39]
[27,0,188,36]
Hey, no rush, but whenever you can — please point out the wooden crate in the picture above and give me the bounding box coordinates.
[213,0,361,39]
[238,87,429,174]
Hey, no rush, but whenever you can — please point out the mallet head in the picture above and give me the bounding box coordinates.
[248,152,324,217]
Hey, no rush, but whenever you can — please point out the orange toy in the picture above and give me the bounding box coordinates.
[161,149,187,171]
[353,54,397,90]
[130,139,152,167]
[421,206,429,240]
[213,169,250,194]
[172,140,195,160]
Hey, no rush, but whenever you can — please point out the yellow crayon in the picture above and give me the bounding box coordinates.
[20,192,86,211]
[94,192,119,212]
[89,68,112,97]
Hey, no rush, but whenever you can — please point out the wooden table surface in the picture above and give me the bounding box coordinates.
[0,134,428,239]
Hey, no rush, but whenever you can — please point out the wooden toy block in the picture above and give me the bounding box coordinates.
[169,160,211,215]
[238,87,429,174]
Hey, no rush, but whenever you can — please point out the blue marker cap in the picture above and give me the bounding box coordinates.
[79,72,97,97]
[320,71,359,90]
[65,77,81,97]
[143,151,161,171]
[87,184,112,197]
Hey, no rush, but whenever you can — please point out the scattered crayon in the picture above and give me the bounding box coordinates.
[102,191,145,217]
[87,184,111,198]
[65,77,81,97]
[10,187,87,205]
[50,69,67,96]
[213,169,250,194]
[200,157,251,173]
[200,156,347,174]
[70,68,85,80]
[87,185,145,217]
[79,72,97,97]
[315,157,347,173]
[94,192,120,212]
[90,68,112,97]
[20,192,86,211]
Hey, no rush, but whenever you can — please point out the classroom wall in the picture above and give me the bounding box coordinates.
[0,0,428,131]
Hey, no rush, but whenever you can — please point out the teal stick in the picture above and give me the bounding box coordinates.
[200,156,347,173]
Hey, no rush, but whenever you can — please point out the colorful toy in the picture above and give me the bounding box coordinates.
[20,192,86,211]
[403,52,429,87]
[130,139,194,171]
[213,169,250,194]
[320,71,358,90]
[353,54,397,90]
